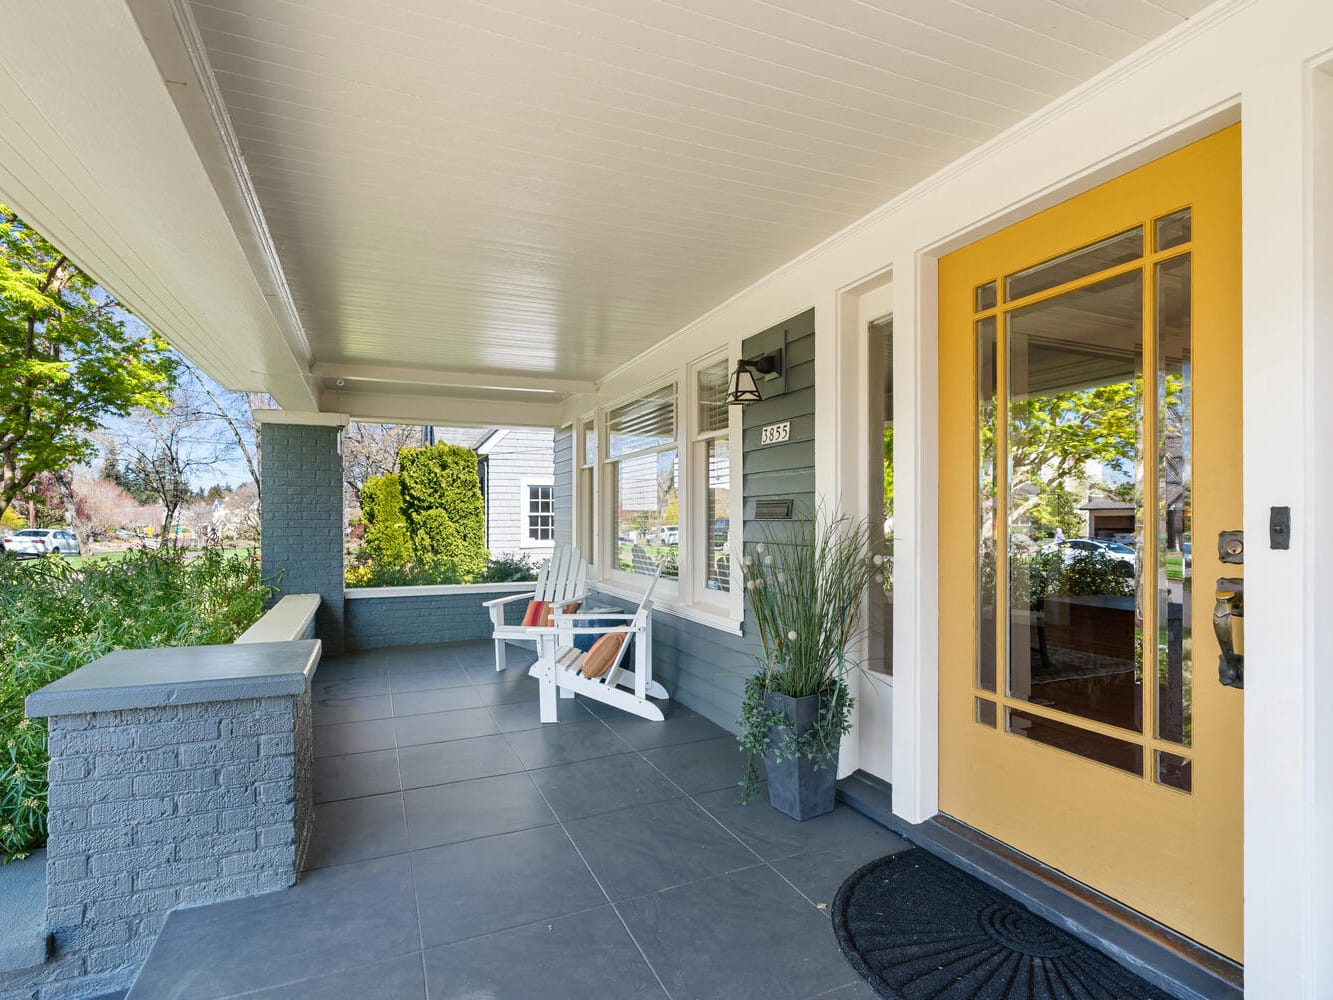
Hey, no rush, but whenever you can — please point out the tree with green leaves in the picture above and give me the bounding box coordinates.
[398,443,489,580]
[0,205,176,514]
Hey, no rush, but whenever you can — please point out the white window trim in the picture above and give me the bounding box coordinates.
[519,476,555,549]
[579,354,744,628]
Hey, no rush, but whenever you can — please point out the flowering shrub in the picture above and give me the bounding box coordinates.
[0,547,269,861]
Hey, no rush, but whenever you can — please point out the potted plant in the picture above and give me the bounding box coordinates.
[737,510,877,820]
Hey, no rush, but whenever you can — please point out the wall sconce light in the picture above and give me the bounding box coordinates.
[725,349,783,405]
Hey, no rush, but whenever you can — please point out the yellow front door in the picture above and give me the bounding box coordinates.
[938,126,1243,961]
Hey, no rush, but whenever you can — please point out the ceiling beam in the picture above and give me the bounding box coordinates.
[318,388,562,429]
[311,363,596,396]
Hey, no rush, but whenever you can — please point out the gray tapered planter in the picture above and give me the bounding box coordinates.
[762,690,837,821]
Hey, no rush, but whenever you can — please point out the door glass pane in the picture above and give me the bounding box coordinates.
[868,317,894,675]
[1005,227,1143,302]
[1155,749,1193,793]
[1154,209,1192,252]
[1006,270,1144,734]
[975,698,997,727]
[1157,254,1193,746]
[697,360,730,434]
[1006,708,1144,777]
[976,281,997,311]
[977,316,998,693]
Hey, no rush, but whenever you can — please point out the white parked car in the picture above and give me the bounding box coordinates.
[1040,537,1135,568]
[3,527,81,558]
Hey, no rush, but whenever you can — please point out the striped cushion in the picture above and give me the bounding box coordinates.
[521,600,582,628]
[581,632,626,679]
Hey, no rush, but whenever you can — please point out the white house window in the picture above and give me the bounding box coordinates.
[527,483,554,541]
[606,384,679,580]
[696,359,731,593]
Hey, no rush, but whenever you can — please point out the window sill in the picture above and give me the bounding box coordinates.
[587,578,744,637]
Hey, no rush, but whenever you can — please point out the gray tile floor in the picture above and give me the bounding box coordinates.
[129,641,909,999]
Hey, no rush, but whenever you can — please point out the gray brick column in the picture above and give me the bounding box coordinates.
[260,419,347,654]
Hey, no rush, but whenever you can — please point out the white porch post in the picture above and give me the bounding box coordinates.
[1240,39,1333,996]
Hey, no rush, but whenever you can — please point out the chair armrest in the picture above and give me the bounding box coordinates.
[523,623,639,636]
[482,592,536,608]
[551,612,636,621]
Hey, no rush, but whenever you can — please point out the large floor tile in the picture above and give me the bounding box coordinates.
[314,718,397,759]
[565,798,758,901]
[616,865,857,1000]
[129,855,421,1000]
[397,734,525,789]
[771,835,912,910]
[641,735,748,794]
[313,694,394,726]
[464,660,535,686]
[422,906,665,1000]
[389,665,474,694]
[306,791,409,869]
[600,707,730,750]
[314,749,401,803]
[391,686,485,717]
[528,753,682,822]
[487,697,590,732]
[313,672,390,700]
[237,951,426,999]
[503,720,633,769]
[468,673,539,707]
[692,786,907,862]
[412,825,605,948]
[403,772,555,850]
[394,707,499,747]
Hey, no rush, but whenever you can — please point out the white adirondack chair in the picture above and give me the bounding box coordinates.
[483,545,588,671]
[528,562,669,723]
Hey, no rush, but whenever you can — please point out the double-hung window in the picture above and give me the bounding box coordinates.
[576,418,596,564]
[605,384,679,581]
[526,483,554,541]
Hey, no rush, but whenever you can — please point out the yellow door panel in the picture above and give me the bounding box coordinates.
[938,125,1243,960]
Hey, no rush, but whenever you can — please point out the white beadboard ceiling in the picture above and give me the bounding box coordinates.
[184,0,1211,405]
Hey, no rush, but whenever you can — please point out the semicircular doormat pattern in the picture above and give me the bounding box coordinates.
[831,849,1175,1000]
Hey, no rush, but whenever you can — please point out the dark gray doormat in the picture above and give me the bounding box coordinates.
[831,849,1174,999]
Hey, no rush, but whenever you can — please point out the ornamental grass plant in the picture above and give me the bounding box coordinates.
[737,510,879,801]
[0,547,269,861]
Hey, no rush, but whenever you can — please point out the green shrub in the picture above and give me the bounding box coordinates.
[477,553,541,583]
[360,473,412,568]
[398,444,488,581]
[0,547,269,861]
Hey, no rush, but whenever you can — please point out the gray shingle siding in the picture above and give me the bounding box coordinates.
[553,425,574,546]
[260,423,345,654]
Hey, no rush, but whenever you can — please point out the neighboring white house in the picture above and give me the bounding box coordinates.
[433,427,555,561]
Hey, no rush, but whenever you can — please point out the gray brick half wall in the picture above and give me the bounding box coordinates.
[261,423,346,654]
[344,586,532,651]
[13,642,320,1000]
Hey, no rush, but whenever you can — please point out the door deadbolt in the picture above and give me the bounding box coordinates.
[1218,530,1244,564]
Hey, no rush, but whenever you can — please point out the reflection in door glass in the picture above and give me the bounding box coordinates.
[977,317,997,693]
[1007,708,1143,777]
[1005,227,1143,301]
[1157,254,1193,747]
[1006,270,1144,737]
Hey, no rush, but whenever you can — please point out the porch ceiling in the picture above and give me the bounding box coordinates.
[3,1,1213,425]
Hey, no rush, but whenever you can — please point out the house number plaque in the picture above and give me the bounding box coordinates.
[760,421,791,446]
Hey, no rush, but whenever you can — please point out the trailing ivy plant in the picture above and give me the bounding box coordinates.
[736,509,879,803]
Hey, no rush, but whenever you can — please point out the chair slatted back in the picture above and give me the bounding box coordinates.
[535,546,586,604]
[600,561,665,680]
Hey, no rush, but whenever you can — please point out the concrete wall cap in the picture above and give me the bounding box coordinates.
[236,595,321,643]
[25,641,321,718]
